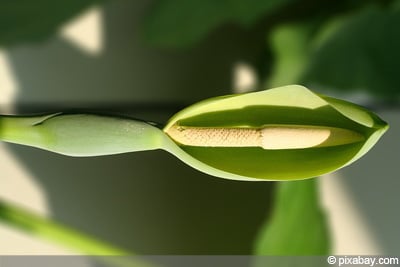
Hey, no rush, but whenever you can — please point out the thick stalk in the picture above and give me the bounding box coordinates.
[0,114,164,156]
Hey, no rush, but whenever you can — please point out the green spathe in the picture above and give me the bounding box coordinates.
[162,85,388,180]
[0,85,388,181]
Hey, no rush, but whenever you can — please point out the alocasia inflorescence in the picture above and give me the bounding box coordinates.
[0,85,388,181]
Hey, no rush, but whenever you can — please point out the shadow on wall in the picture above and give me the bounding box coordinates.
[4,0,274,253]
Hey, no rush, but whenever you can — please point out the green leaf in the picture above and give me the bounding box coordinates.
[141,0,295,48]
[302,4,400,99]
[0,0,102,47]
[254,179,330,255]
[163,85,388,181]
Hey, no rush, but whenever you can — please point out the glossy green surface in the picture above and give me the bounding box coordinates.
[163,85,388,180]
[180,144,363,180]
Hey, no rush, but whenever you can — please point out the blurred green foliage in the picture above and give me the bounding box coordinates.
[142,0,400,100]
[1,0,397,99]
[303,3,400,100]
[266,22,314,87]
[254,179,330,254]
[0,0,102,46]
[141,0,295,47]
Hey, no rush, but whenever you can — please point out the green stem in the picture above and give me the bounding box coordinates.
[0,199,129,255]
[0,114,53,148]
[0,114,164,156]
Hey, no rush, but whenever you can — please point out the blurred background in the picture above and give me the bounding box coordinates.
[0,0,399,255]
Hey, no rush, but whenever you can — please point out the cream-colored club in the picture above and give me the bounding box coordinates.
[166,125,365,150]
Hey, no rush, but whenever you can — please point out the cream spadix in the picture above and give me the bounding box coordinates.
[166,125,364,149]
